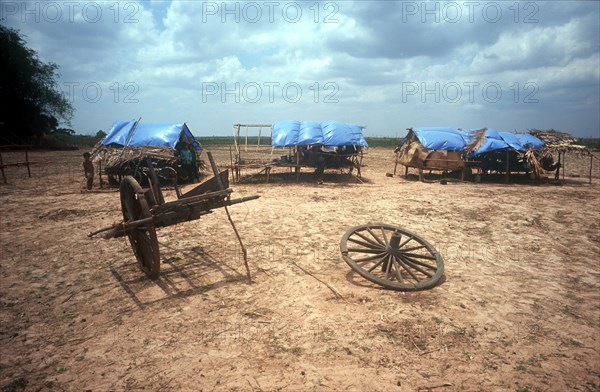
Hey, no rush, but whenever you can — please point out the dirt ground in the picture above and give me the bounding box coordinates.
[1,147,599,391]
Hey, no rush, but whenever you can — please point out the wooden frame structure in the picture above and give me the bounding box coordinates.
[0,145,47,184]
[229,123,365,183]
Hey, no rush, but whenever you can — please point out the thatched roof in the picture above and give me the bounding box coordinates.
[528,129,585,150]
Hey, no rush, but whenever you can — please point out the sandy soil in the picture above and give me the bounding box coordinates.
[1,147,599,391]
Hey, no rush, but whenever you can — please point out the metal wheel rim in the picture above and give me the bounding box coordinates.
[120,176,160,279]
[340,223,444,291]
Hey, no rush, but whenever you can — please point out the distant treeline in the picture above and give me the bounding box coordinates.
[42,132,100,150]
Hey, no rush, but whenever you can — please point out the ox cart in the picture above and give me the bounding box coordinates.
[89,152,259,280]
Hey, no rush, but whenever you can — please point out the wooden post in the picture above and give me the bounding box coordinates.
[206,151,225,191]
[562,151,565,180]
[25,149,31,178]
[296,148,301,182]
[229,145,234,183]
[590,154,593,185]
[505,150,510,183]
[257,127,261,151]
[98,160,104,188]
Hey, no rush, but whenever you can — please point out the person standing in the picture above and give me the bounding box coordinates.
[82,152,94,190]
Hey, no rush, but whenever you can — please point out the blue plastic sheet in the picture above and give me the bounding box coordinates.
[515,133,545,150]
[498,132,523,151]
[469,129,545,156]
[412,127,468,151]
[271,120,368,147]
[101,121,201,150]
[408,127,545,156]
[102,120,136,146]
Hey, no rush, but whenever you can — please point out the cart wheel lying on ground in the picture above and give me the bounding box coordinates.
[120,176,160,279]
[340,223,444,291]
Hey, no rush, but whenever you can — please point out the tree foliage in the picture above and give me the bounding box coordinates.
[0,25,73,145]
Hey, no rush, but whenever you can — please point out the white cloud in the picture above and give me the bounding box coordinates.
[2,0,599,137]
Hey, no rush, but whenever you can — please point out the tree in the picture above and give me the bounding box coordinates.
[96,130,107,139]
[0,25,74,145]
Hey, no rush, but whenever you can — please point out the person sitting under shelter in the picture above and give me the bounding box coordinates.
[179,143,196,182]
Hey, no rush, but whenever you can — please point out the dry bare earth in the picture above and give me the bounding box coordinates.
[0,148,599,391]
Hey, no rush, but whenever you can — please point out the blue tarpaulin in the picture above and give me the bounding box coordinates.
[409,127,544,155]
[515,133,545,150]
[272,120,368,148]
[411,127,469,151]
[469,129,545,156]
[102,120,136,146]
[101,120,201,150]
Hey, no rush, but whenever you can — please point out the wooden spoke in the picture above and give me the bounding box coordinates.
[348,236,385,250]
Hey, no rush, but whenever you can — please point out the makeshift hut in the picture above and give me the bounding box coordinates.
[92,120,202,186]
[395,127,548,182]
[231,121,368,183]
[467,128,546,178]
[394,127,482,180]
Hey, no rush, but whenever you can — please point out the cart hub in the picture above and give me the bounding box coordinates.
[388,231,402,251]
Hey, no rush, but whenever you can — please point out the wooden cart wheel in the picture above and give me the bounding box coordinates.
[340,223,444,291]
[120,176,160,279]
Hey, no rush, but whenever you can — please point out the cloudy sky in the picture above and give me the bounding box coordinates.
[2,1,599,137]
